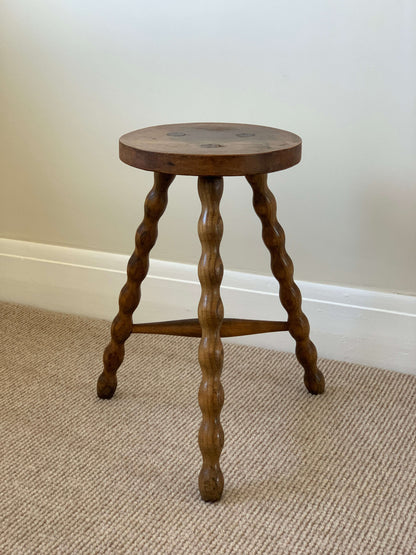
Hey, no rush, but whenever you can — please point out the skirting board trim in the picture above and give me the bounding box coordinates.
[1,238,415,375]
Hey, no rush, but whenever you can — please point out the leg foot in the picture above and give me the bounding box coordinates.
[199,465,224,502]
[297,340,325,394]
[246,173,325,395]
[304,370,325,395]
[97,371,117,399]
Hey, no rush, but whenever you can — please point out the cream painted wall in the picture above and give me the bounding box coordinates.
[1,1,415,295]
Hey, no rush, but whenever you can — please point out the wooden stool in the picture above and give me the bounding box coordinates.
[97,123,325,502]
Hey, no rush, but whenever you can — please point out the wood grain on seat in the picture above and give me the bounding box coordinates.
[119,122,301,176]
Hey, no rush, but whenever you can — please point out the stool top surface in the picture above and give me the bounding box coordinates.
[119,123,302,176]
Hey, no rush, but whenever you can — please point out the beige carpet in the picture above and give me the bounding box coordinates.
[0,302,415,554]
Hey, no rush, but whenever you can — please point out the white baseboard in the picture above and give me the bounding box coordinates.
[1,238,415,375]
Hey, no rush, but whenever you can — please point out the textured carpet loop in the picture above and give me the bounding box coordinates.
[0,302,415,554]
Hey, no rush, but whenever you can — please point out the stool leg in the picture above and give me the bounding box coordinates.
[197,176,225,502]
[246,173,325,395]
[97,172,175,399]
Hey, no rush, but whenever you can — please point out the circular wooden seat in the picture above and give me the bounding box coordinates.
[119,122,302,176]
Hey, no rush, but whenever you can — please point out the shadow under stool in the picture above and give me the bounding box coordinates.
[97,122,325,502]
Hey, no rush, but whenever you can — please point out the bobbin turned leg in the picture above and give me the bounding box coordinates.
[197,176,225,502]
[246,173,325,395]
[97,172,175,399]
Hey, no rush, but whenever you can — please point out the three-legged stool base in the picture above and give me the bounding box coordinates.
[98,122,325,502]
[97,171,325,502]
